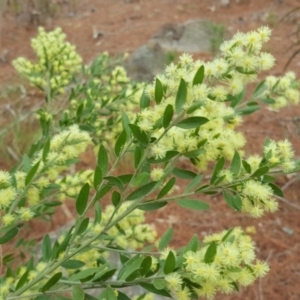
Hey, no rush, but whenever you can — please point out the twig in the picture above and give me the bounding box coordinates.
[275,195,300,210]
[282,176,299,191]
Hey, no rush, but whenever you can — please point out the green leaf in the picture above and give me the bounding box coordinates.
[237,105,260,115]
[204,242,217,263]
[232,194,242,211]
[186,101,204,114]
[230,88,246,108]
[262,175,275,183]
[134,146,143,169]
[230,151,241,175]
[120,253,130,265]
[98,145,108,176]
[223,191,242,211]
[140,89,150,109]
[76,103,84,119]
[210,157,225,184]
[140,256,152,276]
[126,181,157,201]
[93,166,102,189]
[94,202,102,224]
[42,138,51,162]
[43,200,62,207]
[172,168,197,179]
[118,255,143,280]
[76,183,90,215]
[56,232,72,258]
[176,199,210,210]
[175,78,187,113]
[84,294,98,300]
[111,191,121,207]
[268,183,284,197]
[242,160,251,173]
[236,67,257,75]
[72,286,85,300]
[164,250,176,274]
[176,116,209,129]
[118,174,133,184]
[252,166,269,177]
[104,176,124,191]
[183,148,204,158]
[193,65,205,85]
[163,104,174,128]
[41,272,62,292]
[185,174,203,193]
[131,172,149,187]
[42,234,51,262]
[95,185,112,200]
[0,226,20,244]
[16,270,29,290]
[157,177,175,199]
[70,267,102,282]
[185,235,199,252]
[122,111,131,136]
[253,80,266,97]
[159,228,173,251]
[138,201,168,211]
[153,279,167,290]
[25,161,40,185]
[106,286,117,300]
[117,292,131,300]
[260,97,276,104]
[129,124,148,146]
[139,283,172,298]
[77,218,90,235]
[155,78,164,104]
[93,267,117,282]
[115,130,127,157]
[221,228,235,242]
[62,260,85,269]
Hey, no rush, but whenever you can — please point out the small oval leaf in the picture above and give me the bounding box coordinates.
[76,183,90,215]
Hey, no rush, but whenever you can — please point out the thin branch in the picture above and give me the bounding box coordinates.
[281,176,299,191]
[275,195,300,210]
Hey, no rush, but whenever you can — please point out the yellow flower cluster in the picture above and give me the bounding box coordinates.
[141,63,246,169]
[0,171,16,211]
[137,27,300,171]
[56,203,157,274]
[241,180,278,218]
[36,124,91,169]
[87,65,141,145]
[13,27,82,94]
[61,51,143,148]
[264,139,296,171]
[91,62,142,141]
[247,139,296,173]
[264,72,300,110]
[0,125,91,227]
[56,170,94,200]
[91,203,157,250]
[165,228,269,300]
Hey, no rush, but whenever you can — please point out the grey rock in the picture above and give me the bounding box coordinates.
[152,19,224,54]
[125,40,167,82]
[125,19,224,81]
[282,227,294,235]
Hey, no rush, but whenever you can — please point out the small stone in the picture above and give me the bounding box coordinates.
[220,0,230,7]
[282,227,294,235]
